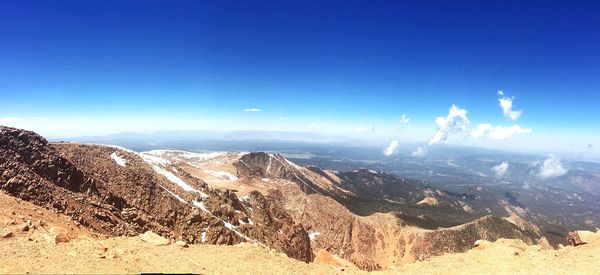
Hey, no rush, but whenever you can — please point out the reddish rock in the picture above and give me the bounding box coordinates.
[1,230,13,238]
[0,126,312,263]
[54,233,72,244]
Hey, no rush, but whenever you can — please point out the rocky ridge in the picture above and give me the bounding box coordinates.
[160,150,550,270]
[0,126,312,262]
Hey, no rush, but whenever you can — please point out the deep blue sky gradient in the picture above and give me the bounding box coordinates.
[1,1,599,151]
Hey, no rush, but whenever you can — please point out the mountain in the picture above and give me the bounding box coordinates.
[137,150,547,269]
[0,126,559,270]
[0,126,311,262]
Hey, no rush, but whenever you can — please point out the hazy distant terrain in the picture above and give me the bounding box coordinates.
[58,131,600,246]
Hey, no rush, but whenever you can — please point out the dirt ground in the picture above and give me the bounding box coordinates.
[1,191,599,274]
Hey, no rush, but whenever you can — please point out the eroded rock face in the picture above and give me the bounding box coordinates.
[0,127,112,232]
[234,152,344,197]
[0,126,312,263]
[265,182,542,270]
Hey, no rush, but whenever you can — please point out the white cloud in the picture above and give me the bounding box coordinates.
[428,104,470,145]
[0,117,24,124]
[383,140,399,156]
[411,146,427,158]
[488,125,532,140]
[537,155,568,179]
[244,108,262,112]
[470,123,492,138]
[399,114,410,126]
[471,124,532,140]
[278,117,288,121]
[491,162,509,178]
[498,91,522,121]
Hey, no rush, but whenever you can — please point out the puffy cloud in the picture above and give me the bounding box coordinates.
[278,117,288,121]
[411,146,427,158]
[399,114,410,126]
[470,123,492,138]
[537,155,568,179]
[488,125,532,140]
[491,162,509,178]
[383,140,399,156]
[244,108,262,112]
[498,91,522,121]
[471,124,532,140]
[428,105,470,145]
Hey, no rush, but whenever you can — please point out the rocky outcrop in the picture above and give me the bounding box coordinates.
[567,230,600,246]
[266,181,543,270]
[0,126,312,262]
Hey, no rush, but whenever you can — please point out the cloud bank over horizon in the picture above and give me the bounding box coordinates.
[402,91,533,157]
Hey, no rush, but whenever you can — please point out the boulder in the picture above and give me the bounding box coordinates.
[140,231,170,246]
[20,224,29,232]
[567,230,600,246]
[54,233,72,244]
[174,240,189,248]
[1,230,13,238]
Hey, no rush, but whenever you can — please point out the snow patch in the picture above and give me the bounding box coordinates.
[223,221,235,230]
[238,218,254,225]
[160,186,187,204]
[86,143,136,154]
[239,195,251,202]
[151,165,197,192]
[110,152,127,167]
[284,157,302,170]
[144,150,228,161]
[139,153,172,166]
[201,228,208,243]
[193,200,211,214]
[205,170,238,181]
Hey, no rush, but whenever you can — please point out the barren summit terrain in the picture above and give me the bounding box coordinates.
[1,191,599,274]
[1,126,599,274]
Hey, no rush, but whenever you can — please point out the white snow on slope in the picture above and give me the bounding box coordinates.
[205,170,238,181]
[201,229,207,243]
[238,219,253,225]
[139,153,172,166]
[143,150,228,161]
[223,221,235,230]
[85,143,136,154]
[139,152,209,197]
[193,200,211,214]
[151,164,198,192]
[284,157,302,170]
[160,186,187,204]
[110,152,127,167]
[239,195,251,202]
[192,200,255,242]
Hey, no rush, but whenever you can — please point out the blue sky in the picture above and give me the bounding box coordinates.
[1,1,599,154]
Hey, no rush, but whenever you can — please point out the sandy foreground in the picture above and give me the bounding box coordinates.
[1,192,599,274]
